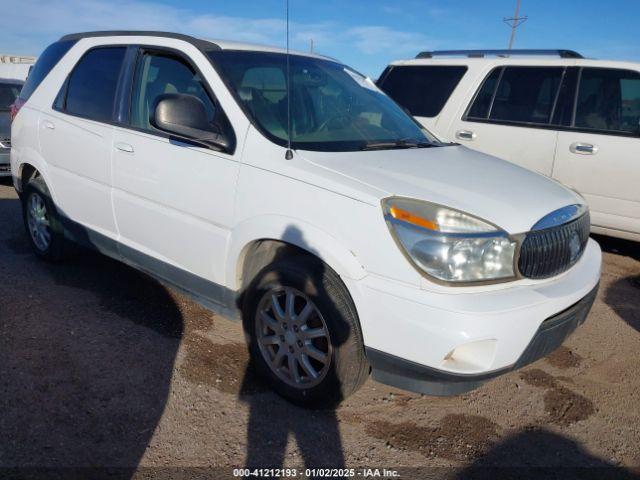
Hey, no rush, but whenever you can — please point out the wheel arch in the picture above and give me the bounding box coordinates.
[228,216,367,293]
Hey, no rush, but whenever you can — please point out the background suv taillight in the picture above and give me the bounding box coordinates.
[10,98,26,123]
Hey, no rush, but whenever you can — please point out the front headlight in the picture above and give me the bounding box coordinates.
[382,197,517,284]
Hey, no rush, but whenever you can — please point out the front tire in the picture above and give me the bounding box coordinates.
[243,255,369,406]
[22,175,66,261]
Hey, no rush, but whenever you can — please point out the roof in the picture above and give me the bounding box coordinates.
[59,31,337,61]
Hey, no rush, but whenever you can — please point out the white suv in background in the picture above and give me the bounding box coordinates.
[11,34,600,405]
[379,49,640,242]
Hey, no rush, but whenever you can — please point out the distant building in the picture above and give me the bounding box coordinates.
[0,54,37,81]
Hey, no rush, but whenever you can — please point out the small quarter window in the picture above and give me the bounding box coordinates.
[466,68,502,119]
[378,66,467,117]
[63,47,127,122]
[551,68,579,127]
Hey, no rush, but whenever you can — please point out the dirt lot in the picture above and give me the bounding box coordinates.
[1,179,639,479]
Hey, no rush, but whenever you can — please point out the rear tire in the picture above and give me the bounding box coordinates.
[22,175,66,261]
[243,255,369,406]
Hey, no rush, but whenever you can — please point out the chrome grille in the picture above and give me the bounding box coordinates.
[518,211,590,279]
[0,138,10,149]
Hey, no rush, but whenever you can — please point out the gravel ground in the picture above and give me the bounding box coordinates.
[1,179,639,479]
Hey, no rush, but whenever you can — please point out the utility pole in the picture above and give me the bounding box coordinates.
[503,0,528,50]
[309,38,314,54]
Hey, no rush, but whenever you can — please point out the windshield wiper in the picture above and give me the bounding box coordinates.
[361,139,433,151]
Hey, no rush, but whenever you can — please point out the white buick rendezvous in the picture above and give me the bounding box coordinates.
[11,32,601,405]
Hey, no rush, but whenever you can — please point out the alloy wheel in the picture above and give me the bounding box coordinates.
[27,192,51,252]
[255,287,332,388]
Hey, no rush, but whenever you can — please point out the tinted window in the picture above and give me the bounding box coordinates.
[378,66,467,117]
[551,68,579,126]
[490,67,563,124]
[19,39,76,101]
[466,68,502,119]
[575,68,640,133]
[64,47,126,122]
[0,82,22,109]
[130,52,218,131]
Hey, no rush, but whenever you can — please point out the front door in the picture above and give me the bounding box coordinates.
[446,66,565,176]
[111,47,240,286]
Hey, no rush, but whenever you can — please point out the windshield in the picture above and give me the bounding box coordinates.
[0,82,22,110]
[208,50,436,152]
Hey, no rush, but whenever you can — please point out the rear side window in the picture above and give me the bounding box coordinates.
[19,39,76,101]
[62,47,126,123]
[490,67,563,124]
[575,68,640,134]
[466,67,564,125]
[378,66,467,117]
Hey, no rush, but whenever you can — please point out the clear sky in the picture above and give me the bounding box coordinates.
[2,0,639,77]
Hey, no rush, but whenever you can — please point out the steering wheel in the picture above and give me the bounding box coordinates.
[317,113,351,132]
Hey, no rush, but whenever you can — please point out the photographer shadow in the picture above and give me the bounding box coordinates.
[0,191,183,479]
[239,226,351,475]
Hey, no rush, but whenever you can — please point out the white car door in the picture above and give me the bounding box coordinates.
[39,46,127,240]
[446,66,563,177]
[111,47,241,287]
[553,67,640,237]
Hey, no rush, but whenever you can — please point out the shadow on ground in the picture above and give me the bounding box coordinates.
[456,428,640,480]
[0,194,183,478]
[596,234,640,333]
[594,234,640,262]
[238,226,350,474]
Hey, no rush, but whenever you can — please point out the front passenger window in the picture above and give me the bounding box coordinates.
[130,52,219,133]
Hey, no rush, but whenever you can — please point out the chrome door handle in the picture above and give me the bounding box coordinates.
[115,142,134,153]
[570,142,597,155]
[455,129,476,141]
[42,120,55,130]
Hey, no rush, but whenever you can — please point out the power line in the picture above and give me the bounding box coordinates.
[503,0,528,50]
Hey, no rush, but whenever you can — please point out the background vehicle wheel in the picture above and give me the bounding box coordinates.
[22,175,66,261]
[243,255,369,406]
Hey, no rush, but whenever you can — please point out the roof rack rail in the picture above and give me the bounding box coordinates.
[416,49,583,59]
[59,31,221,51]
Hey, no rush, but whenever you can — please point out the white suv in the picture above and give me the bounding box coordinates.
[12,34,601,404]
[379,49,640,242]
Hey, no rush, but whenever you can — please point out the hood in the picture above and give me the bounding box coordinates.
[298,145,583,234]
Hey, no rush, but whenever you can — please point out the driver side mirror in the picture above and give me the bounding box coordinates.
[152,93,230,151]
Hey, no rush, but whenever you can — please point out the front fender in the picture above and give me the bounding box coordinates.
[226,214,367,289]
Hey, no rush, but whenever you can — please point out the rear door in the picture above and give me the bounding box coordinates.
[111,46,240,286]
[446,66,564,176]
[553,67,640,235]
[38,46,127,240]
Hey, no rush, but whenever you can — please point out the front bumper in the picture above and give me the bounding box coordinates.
[346,238,601,395]
[0,151,10,176]
[366,283,598,395]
